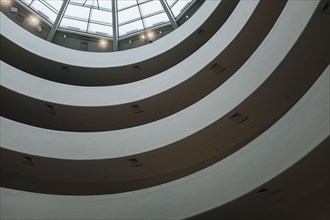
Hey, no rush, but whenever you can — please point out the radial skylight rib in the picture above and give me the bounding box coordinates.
[117,0,137,11]
[20,0,33,6]
[164,0,194,18]
[58,0,113,37]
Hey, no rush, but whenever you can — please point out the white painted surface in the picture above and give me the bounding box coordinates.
[0,1,219,67]
[0,1,319,159]
[1,1,257,106]
[1,63,329,220]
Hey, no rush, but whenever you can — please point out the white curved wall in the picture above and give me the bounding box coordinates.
[0,1,219,67]
[1,1,257,106]
[0,0,319,159]
[1,64,328,220]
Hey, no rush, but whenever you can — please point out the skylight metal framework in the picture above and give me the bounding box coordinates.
[47,0,69,41]
[18,0,196,49]
[20,0,64,23]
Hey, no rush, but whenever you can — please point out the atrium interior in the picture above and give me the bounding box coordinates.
[0,0,329,219]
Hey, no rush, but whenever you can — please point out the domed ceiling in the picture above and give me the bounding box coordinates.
[18,0,195,38]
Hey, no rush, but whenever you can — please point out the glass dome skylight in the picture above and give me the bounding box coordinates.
[18,0,195,38]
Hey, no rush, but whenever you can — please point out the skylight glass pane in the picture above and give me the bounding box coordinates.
[139,1,163,17]
[98,0,112,10]
[143,12,169,28]
[137,0,150,3]
[165,0,177,8]
[117,0,137,10]
[70,0,85,4]
[90,9,112,25]
[18,0,199,41]
[60,18,88,32]
[118,6,141,25]
[30,0,57,23]
[171,0,192,18]
[64,4,90,20]
[44,0,63,11]
[20,0,33,6]
[83,0,95,7]
[88,23,113,36]
[119,20,143,36]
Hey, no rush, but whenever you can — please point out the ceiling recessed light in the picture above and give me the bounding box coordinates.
[28,15,39,26]
[98,39,108,48]
[147,32,153,38]
[0,0,12,7]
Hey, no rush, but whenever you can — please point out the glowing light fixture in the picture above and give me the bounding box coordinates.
[0,0,12,7]
[16,0,199,50]
[98,39,108,49]
[28,15,39,26]
[147,32,154,39]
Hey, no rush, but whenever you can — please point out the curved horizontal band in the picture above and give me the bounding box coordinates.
[1,1,240,86]
[1,1,287,132]
[0,0,325,160]
[1,60,328,219]
[1,1,250,106]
